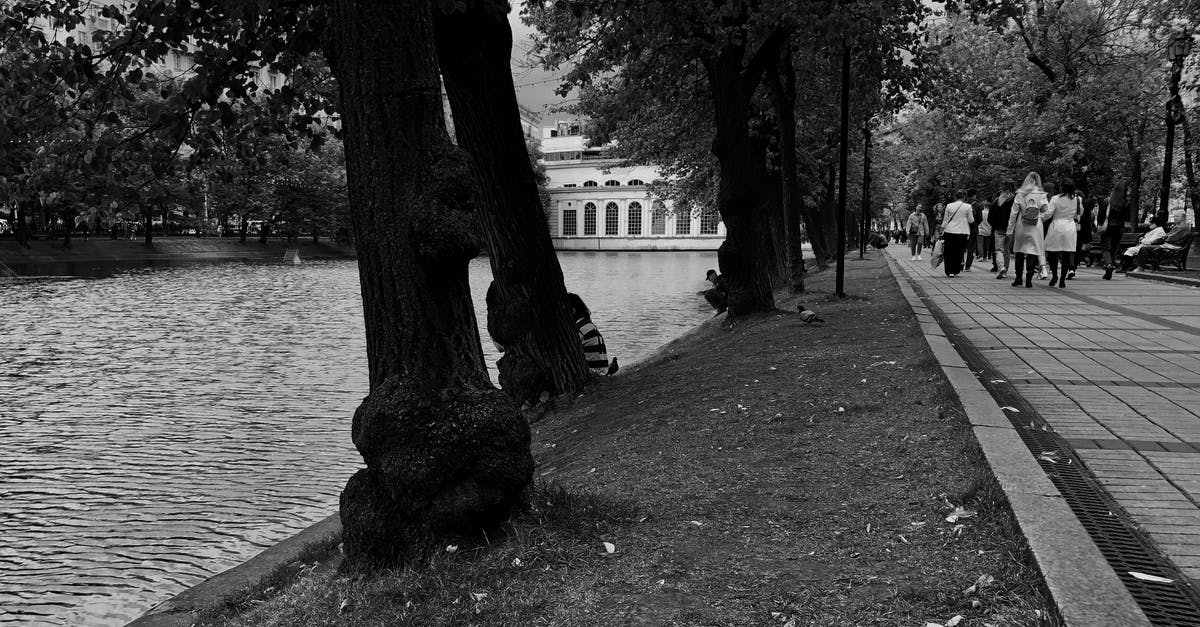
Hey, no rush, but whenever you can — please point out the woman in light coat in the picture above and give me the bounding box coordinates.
[1006,172,1051,288]
[906,207,929,260]
[1043,180,1081,288]
[940,189,975,277]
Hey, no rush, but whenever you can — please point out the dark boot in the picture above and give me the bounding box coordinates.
[1103,265,1114,280]
[1025,271,1034,288]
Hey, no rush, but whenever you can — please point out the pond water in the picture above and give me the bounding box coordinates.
[0,251,717,626]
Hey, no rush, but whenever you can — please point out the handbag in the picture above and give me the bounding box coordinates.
[930,239,945,269]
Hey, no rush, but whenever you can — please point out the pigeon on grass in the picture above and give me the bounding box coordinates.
[797,304,825,324]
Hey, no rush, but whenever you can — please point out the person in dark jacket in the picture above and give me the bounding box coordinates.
[1071,194,1095,277]
[700,269,729,313]
[1098,180,1129,280]
[990,183,1015,279]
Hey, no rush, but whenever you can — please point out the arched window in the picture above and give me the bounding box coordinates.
[627,202,643,236]
[676,207,692,235]
[562,206,577,236]
[604,180,621,187]
[651,201,667,235]
[700,210,721,235]
[605,202,620,235]
[628,179,645,186]
[582,180,599,187]
[583,202,597,235]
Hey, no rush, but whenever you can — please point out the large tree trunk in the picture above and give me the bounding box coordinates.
[142,206,153,246]
[757,135,788,287]
[705,47,778,314]
[1127,127,1143,226]
[820,162,839,256]
[766,49,814,289]
[433,0,591,402]
[1180,111,1200,214]
[326,0,533,567]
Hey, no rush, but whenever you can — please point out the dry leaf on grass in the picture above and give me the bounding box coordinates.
[964,573,995,595]
[945,507,977,523]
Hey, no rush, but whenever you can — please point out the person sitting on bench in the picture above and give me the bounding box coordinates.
[1119,216,1167,271]
[1133,211,1192,271]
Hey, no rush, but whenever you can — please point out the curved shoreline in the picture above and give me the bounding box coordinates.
[123,309,715,627]
[0,237,355,276]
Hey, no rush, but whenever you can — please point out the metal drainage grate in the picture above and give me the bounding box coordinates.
[909,282,1200,627]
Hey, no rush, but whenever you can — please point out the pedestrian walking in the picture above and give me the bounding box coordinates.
[907,206,929,260]
[963,189,981,272]
[1007,172,1049,288]
[1043,180,1081,288]
[1073,194,1096,276]
[978,200,995,271]
[1097,180,1129,280]
[941,190,975,277]
[1036,181,1056,279]
[991,184,1015,279]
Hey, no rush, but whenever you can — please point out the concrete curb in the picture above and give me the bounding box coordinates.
[882,251,1151,627]
[1124,270,1200,288]
[125,514,341,627]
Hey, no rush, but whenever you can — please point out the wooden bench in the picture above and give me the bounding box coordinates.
[1086,231,1141,267]
[1150,231,1195,271]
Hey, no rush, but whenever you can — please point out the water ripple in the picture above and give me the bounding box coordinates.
[0,251,715,626]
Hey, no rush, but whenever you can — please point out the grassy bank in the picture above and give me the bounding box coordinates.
[201,253,1055,627]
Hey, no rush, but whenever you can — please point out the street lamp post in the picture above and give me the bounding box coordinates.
[860,117,872,259]
[836,42,850,297]
[1159,30,1192,222]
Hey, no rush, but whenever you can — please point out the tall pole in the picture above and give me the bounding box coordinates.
[836,43,851,297]
[860,118,871,259]
[1160,52,1186,220]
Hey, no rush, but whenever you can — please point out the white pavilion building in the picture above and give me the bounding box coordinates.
[540,121,724,251]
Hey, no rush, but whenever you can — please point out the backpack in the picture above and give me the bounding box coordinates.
[1019,195,1042,225]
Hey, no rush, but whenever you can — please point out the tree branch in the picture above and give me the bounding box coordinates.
[742,27,792,98]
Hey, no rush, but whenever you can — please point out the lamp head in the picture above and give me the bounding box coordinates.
[1169,31,1193,62]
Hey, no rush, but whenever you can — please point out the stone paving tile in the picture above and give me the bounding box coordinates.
[891,253,1200,589]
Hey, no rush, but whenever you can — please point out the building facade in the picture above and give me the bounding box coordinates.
[541,122,724,251]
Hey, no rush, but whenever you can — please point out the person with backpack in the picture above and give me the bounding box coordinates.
[1043,179,1082,288]
[1006,172,1050,288]
[940,189,975,277]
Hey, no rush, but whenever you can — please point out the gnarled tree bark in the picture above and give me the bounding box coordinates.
[325,0,533,567]
[766,46,819,290]
[702,30,789,314]
[433,0,591,402]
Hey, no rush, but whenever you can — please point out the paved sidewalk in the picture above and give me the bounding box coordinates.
[889,251,1200,587]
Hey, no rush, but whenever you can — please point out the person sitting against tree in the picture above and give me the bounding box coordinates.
[700,269,729,314]
[567,293,618,376]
